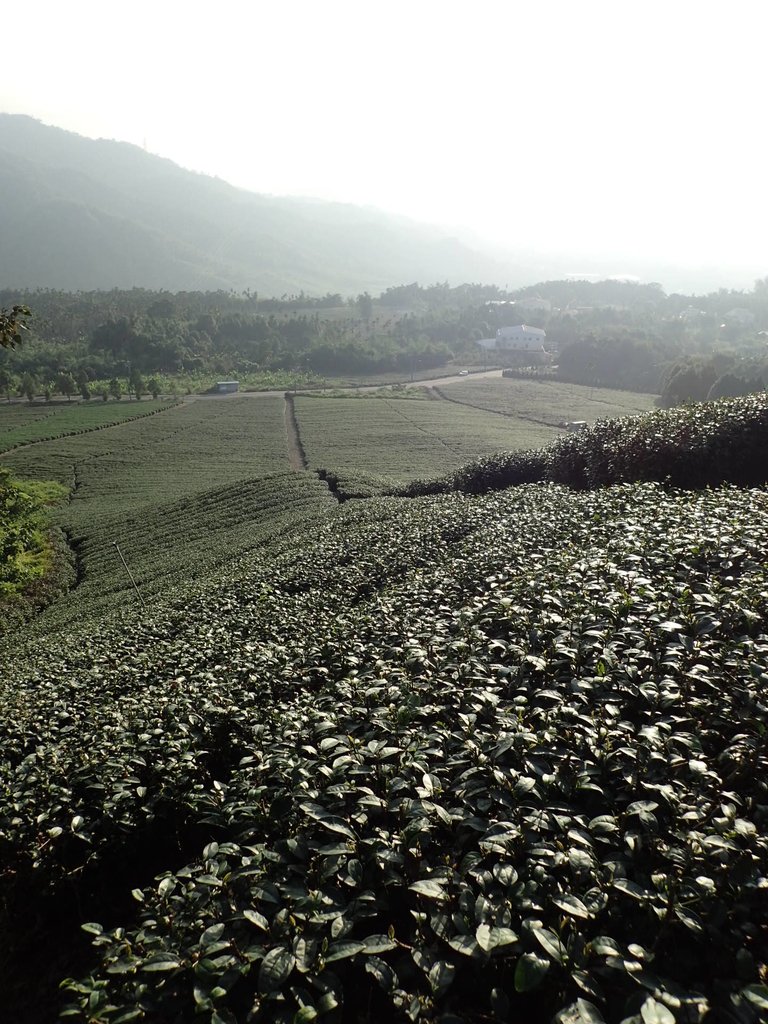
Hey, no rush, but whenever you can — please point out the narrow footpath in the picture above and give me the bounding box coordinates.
[283,393,308,471]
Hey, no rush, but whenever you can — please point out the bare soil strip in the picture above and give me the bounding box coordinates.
[284,393,308,471]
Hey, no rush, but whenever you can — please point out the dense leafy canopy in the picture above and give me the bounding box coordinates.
[2,273,768,398]
[0,304,31,349]
[2,482,767,1022]
[395,393,768,499]
[1,384,767,1022]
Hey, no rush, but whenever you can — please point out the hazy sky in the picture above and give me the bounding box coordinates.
[3,0,767,286]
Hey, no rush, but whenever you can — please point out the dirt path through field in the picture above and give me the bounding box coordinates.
[284,393,308,471]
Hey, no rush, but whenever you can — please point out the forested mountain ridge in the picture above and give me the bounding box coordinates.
[0,115,514,294]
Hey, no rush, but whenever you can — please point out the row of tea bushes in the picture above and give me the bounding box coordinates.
[1,483,766,1021]
[396,393,768,496]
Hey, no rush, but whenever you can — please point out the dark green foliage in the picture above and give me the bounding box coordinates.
[0,367,14,402]
[315,468,398,501]
[0,466,35,562]
[1,485,766,1022]
[19,370,37,402]
[557,333,668,393]
[547,393,768,490]
[707,373,763,402]
[396,393,768,496]
[660,360,720,407]
[0,304,31,349]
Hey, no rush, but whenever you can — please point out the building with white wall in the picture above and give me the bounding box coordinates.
[476,324,547,352]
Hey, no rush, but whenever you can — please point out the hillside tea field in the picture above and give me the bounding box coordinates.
[2,480,767,1023]
[0,397,301,628]
[0,399,179,453]
[436,378,656,426]
[1,398,290,513]
[33,472,338,630]
[294,394,557,480]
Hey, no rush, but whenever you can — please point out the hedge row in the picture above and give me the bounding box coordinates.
[394,393,768,497]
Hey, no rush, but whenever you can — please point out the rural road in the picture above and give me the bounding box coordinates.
[193,368,504,400]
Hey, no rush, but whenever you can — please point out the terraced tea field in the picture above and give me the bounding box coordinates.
[437,376,657,425]
[1,397,303,625]
[0,398,178,452]
[37,473,338,630]
[293,393,558,479]
[2,396,289,511]
[0,383,664,625]
[2,389,768,1023]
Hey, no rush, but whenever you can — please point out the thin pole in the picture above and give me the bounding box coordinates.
[113,542,146,609]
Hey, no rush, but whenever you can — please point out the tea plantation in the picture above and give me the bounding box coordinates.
[1,393,768,1023]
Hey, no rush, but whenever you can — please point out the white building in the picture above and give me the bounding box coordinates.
[476,324,547,352]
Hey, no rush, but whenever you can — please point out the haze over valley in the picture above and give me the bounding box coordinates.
[3,1,767,296]
[2,6,768,1024]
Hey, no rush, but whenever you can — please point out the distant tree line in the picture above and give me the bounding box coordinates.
[2,277,768,399]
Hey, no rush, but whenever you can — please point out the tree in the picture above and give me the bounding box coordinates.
[707,372,762,401]
[19,373,37,404]
[0,305,31,349]
[108,377,122,401]
[80,381,92,401]
[57,372,77,402]
[661,358,719,407]
[147,377,161,399]
[129,369,145,401]
[356,292,374,321]
[0,368,15,403]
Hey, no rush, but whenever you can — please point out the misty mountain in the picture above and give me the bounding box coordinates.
[0,114,523,295]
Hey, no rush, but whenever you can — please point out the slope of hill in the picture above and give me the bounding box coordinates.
[1,393,768,1022]
[2,482,768,1024]
[0,114,514,294]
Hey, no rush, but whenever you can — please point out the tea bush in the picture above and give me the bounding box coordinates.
[1,484,766,1022]
[396,393,768,497]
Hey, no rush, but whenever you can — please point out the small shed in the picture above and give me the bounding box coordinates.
[216,381,239,394]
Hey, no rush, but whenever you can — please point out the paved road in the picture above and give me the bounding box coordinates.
[192,369,504,400]
[399,369,502,390]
